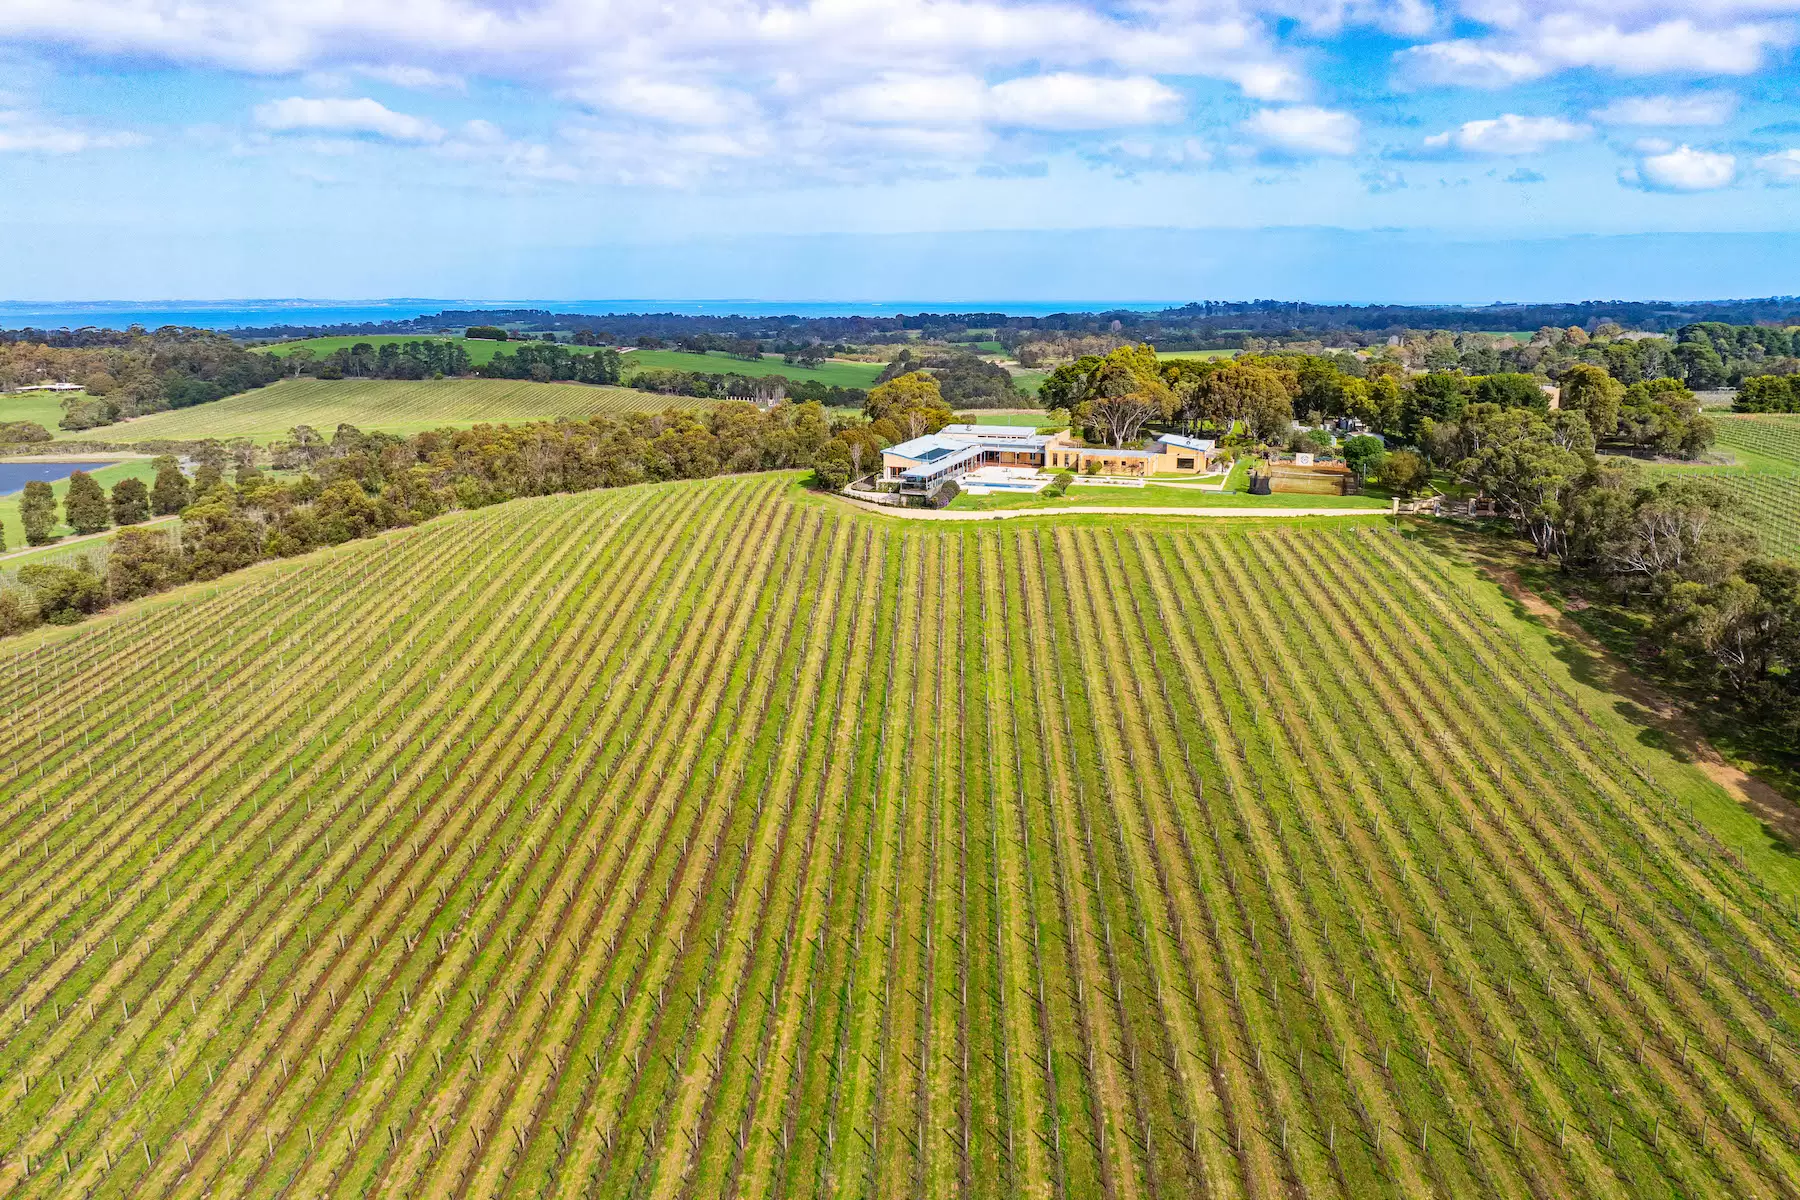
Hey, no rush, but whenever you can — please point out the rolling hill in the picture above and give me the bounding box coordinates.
[71,378,702,444]
[2,476,1798,1199]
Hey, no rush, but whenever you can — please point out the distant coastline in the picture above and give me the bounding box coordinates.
[0,299,1181,332]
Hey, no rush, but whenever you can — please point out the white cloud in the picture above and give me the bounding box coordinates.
[1424,112,1589,154]
[586,78,745,128]
[1533,17,1784,76]
[1244,105,1360,155]
[0,110,144,153]
[1592,92,1738,126]
[1757,148,1800,183]
[254,96,444,142]
[0,0,1303,185]
[352,64,465,92]
[1398,11,1794,87]
[1395,39,1546,86]
[819,74,987,127]
[988,74,1183,130]
[1634,144,1737,190]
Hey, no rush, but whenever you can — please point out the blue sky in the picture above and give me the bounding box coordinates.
[2,0,1799,302]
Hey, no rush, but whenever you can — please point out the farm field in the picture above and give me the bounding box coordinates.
[263,336,612,367]
[2,474,1799,1199]
[70,378,695,444]
[621,348,883,390]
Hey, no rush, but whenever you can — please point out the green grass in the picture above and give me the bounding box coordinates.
[262,335,612,367]
[1155,349,1237,361]
[951,409,1058,427]
[947,480,1387,512]
[1009,368,1048,395]
[1,458,157,552]
[1,476,1796,1199]
[69,377,694,445]
[0,388,76,435]
[620,348,884,390]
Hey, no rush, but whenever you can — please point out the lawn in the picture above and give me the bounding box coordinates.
[951,408,1060,427]
[1009,368,1048,395]
[1155,349,1238,361]
[69,377,692,444]
[1,457,157,551]
[948,479,1388,512]
[620,348,884,390]
[1,474,1793,1199]
[0,388,79,435]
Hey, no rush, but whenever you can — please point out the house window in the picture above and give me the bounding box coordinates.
[1177,457,1194,470]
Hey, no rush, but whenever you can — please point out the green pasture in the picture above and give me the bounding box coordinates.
[1155,349,1238,361]
[71,377,682,445]
[620,348,883,390]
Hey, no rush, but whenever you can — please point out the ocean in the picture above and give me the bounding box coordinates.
[0,299,1179,332]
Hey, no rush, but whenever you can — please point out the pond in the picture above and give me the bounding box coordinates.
[0,460,119,497]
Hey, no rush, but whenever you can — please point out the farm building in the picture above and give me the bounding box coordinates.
[880,426,1220,495]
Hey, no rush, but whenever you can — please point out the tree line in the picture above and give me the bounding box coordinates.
[282,339,625,385]
[0,328,283,431]
[0,401,860,639]
[875,349,1019,407]
[1449,406,1799,749]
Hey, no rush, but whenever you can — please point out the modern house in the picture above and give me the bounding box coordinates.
[880,424,1220,495]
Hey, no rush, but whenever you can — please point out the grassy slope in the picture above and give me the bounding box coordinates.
[68,377,694,445]
[1,475,1795,1199]
[0,389,73,433]
[1,458,156,551]
[620,348,884,390]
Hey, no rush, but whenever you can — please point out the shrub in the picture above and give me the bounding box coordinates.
[1376,448,1432,498]
[108,528,186,601]
[1049,470,1075,497]
[0,589,37,637]
[924,479,960,509]
[17,561,106,623]
[0,421,52,443]
[1342,434,1387,479]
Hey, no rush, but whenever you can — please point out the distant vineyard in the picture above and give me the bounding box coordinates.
[1715,412,1800,469]
[79,377,705,443]
[2,478,1798,1199]
[1650,465,1800,562]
